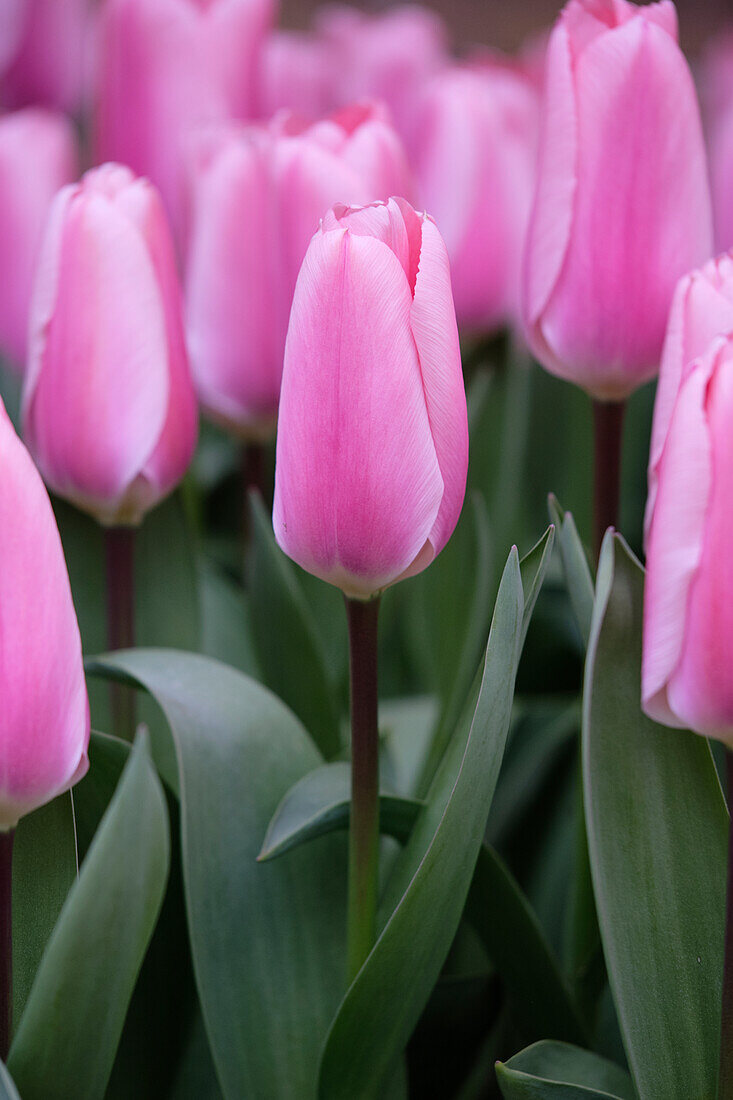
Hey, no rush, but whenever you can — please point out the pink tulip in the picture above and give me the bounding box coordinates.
[185,104,412,437]
[23,163,198,526]
[0,0,90,112]
[258,30,336,121]
[273,197,468,599]
[701,34,733,252]
[0,108,76,371]
[643,319,733,743]
[412,60,539,332]
[522,0,712,400]
[95,0,275,234]
[0,397,89,828]
[315,5,449,152]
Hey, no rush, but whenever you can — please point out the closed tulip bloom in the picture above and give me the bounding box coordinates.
[413,61,539,332]
[258,31,336,121]
[1,0,90,112]
[522,0,712,400]
[273,197,468,599]
[96,0,274,233]
[23,163,198,526]
[0,108,76,370]
[0,398,89,828]
[185,105,412,437]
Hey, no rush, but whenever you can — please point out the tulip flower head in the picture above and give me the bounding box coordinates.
[0,0,90,112]
[0,398,89,829]
[23,163,198,526]
[185,105,412,438]
[273,197,468,599]
[522,0,712,399]
[643,252,733,744]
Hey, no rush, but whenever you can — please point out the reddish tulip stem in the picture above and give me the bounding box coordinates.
[241,442,268,559]
[105,526,136,740]
[592,399,626,558]
[345,596,381,982]
[719,751,733,1099]
[0,830,14,1062]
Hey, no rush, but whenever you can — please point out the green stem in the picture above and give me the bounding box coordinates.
[105,526,136,740]
[718,751,733,1099]
[345,596,381,982]
[592,399,625,558]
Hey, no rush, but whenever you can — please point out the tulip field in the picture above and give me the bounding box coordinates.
[0,0,732,1097]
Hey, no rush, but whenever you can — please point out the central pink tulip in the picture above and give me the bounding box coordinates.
[273,197,468,599]
[0,397,89,828]
[23,164,198,526]
[185,105,412,438]
[522,0,712,399]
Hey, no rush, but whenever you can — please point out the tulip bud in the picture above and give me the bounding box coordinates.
[258,31,336,121]
[412,60,539,332]
[0,108,76,371]
[95,0,275,234]
[522,0,712,400]
[0,397,89,828]
[1,0,89,112]
[23,163,198,526]
[273,197,468,599]
[185,105,412,438]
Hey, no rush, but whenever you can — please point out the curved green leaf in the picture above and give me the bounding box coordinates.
[496,1041,635,1099]
[466,845,585,1045]
[88,650,347,1100]
[318,532,554,1099]
[583,534,727,1100]
[9,733,169,1100]
[258,763,422,861]
[248,492,341,759]
[547,496,593,645]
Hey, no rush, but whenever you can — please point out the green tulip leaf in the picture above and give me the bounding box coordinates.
[496,1040,635,1099]
[9,732,169,1100]
[547,495,594,645]
[258,762,423,861]
[71,731,130,860]
[317,530,554,1099]
[248,492,341,759]
[88,649,348,1100]
[466,844,585,1045]
[0,1062,20,1100]
[12,793,77,1024]
[583,533,727,1100]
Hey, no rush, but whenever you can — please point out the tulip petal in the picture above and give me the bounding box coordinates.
[0,400,89,828]
[274,228,443,597]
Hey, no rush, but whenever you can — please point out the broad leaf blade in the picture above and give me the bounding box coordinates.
[583,534,727,1100]
[496,1041,635,1099]
[9,734,169,1100]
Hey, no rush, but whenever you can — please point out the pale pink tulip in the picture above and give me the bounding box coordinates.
[273,197,468,599]
[0,0,90,112]
[258,30,336,121]
[23,163,198,526]
[413,60,539,332]
[185,104,412,437]
[0,396,89,828]
[0,108,76,371]
[522,0,712,400]
[95,0,275,234]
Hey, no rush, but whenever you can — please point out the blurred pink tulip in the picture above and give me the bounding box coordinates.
[23,163,198,526]
[0,397,89,828]
[413,60,539,332]
[315,5,449,151]
[522,0,712,400]
[701,34,733,252]
[273,197,468,599]
[95,0,275,234]
[643,319,733,744]
[0,0,90,112]
[0,108,76,371]
[258,30,336,121]
[185,104,412,437]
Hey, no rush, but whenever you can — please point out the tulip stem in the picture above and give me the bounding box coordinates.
[345,596,381,983]
[719,750,733,1099]
[0,830,14,1062]
[592,399,625,557]
[105,526,136,740]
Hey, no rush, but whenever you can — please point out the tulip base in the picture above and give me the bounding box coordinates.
[592,400,626,558]
[345,596,381,983]
[720,751,733,1099]
[105,527,136,740]
[0,830,13,1062]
